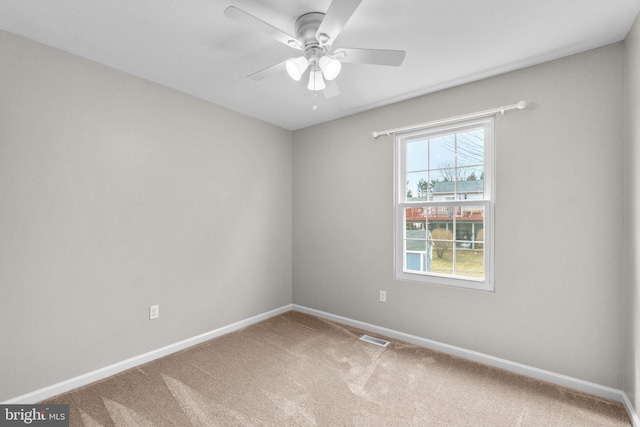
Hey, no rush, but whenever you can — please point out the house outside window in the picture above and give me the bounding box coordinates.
[395,118,494,291]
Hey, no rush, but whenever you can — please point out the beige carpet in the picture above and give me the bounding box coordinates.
[42,311,630,426]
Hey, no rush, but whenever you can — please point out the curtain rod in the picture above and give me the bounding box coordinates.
[371,100,528,139]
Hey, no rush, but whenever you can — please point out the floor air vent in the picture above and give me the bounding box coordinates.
[359,334,390,347]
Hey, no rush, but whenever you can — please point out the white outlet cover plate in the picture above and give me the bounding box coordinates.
[150,305,159,319]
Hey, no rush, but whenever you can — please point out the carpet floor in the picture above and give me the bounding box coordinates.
[42,311,631,426]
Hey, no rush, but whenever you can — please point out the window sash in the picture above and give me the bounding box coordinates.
[397,200,491,289]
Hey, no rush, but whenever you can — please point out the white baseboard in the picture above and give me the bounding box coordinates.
[5,302,639,427]
[292,304,640,427]
[3,304,293,405]
[622,392,640,427]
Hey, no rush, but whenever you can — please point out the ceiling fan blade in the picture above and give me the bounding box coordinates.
[247,60,287,81]
[316,0,363,46]
[224,6,302,50]
[323,80,341,98]
[333,48,406,66]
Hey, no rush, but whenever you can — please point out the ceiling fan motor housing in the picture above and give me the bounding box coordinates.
[295,12,326,47]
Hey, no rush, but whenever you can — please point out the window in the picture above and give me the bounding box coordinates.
[395,118,493,291]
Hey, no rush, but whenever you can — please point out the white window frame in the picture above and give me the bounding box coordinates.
[394,117,494,291]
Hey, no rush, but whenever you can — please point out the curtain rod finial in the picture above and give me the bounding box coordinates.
[372,131,380,139]
[517,100,528,110]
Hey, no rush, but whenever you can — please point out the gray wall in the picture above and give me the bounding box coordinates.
[0,31,292,402]
[293,43,626,388]
[625,13,640,413]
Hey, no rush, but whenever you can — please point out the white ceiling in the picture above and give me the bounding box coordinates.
[1,0,639,130]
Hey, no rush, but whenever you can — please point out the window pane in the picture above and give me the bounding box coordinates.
[406,238,427,252]
[455,207,485,279]
[429,134,455,170]
[427,205,450,219]
[406,171,430,201]
[457,129,484,167]
[460,205,485,222]
[431,181,455,201]
[454,247,484,279]
[406,252,427,272]
[405,207,428,273]
[428,224,453,275]
[456,222,473,244]
[405,207,427,237]
[456,167,484,199]
[430,249,453,275]
[458,166,484,182]
[405,209,427,260]
[406,139,427,172]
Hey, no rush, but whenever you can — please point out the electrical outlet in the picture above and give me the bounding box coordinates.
[149,305,159,320]
[379,290,387,303]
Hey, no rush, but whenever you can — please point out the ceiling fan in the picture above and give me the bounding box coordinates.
[224,0,406,98]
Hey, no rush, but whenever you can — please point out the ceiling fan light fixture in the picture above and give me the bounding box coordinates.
[308,67,326,91]
[319,55,341,80]
[286,56,310,81]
